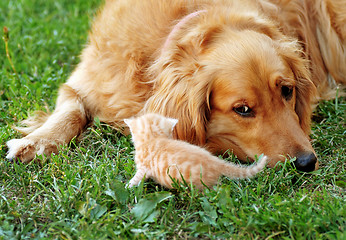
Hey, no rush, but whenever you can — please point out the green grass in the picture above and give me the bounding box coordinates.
[0,0,345,239]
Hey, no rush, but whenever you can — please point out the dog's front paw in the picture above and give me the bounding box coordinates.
[6,138,36,163]
[6,138,58,163]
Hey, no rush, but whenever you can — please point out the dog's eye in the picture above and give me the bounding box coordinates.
[233,105,254,117]
[281,86,293,101]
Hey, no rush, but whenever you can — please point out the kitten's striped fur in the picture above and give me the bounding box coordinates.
[125,113,267,189]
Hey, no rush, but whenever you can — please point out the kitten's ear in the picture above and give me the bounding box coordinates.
[168,118,178,129]
[124,118,133,128]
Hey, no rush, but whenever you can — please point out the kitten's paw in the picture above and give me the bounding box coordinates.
[6,138,58,163]
[125,181,135,188]
[126,178,141,188]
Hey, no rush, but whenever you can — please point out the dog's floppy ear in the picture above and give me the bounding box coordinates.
[144,24,217,145]
[144,65,212,145]
[294,67,317,134]
[280,42,317,134]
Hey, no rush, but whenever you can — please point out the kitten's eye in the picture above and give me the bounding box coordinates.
[233,105,254,117]
[281,85,293,101]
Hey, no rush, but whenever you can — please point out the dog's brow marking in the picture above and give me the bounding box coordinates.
[163,10,207,51]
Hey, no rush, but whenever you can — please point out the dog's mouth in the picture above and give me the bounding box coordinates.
[206,133,252,161]
[218,142,318,172]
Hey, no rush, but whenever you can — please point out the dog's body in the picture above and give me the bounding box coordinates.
[7,0,345,172]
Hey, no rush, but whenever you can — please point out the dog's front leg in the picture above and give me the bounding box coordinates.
[6,84,89,163]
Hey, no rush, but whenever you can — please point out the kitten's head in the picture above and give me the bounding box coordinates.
[124,113,178,141]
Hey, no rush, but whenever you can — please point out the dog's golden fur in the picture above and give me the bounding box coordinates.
[7,0,345,171]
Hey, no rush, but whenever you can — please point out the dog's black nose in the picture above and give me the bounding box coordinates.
[294,152,317,172]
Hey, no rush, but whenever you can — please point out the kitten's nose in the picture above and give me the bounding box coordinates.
[294,152,317,172]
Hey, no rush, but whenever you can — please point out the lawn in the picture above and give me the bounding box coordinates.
[0,0,345,239]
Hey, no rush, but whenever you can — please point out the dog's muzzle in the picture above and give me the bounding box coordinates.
[294,152,317,172]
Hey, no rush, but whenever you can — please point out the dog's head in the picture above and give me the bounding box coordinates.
[145,8,318,172]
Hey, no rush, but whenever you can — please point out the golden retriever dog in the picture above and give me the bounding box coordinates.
[6,0,345,172]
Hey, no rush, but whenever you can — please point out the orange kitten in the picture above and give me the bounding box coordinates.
[124,113,267,189]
